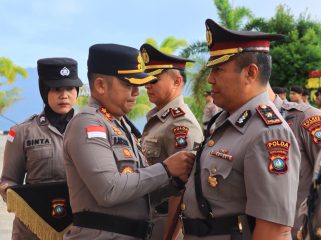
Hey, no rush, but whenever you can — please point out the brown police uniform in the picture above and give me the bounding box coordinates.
[0,58,82,240]
[180,19,301,240]
[63,44,184,240]
[274,96,321,238]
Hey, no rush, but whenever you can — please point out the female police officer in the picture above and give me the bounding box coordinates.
[0,57,83,239]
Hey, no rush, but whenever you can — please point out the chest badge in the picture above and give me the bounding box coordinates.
[207,139,215,147]
[208,176,218,188]
[173,126,189,148]
[266,140,290,174]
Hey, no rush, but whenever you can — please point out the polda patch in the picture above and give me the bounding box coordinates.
[173,126,189,148]
[266,140,290,174]
[301,115,321,144]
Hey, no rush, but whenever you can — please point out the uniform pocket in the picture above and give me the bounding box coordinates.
[26,147,53,182]
[142,140,161,164]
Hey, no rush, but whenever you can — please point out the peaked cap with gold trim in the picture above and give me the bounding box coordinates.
[205,19,284,67]
[88,44,157,86]
[140,43,194,76]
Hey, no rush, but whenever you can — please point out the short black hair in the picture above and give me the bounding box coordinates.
[315,87,321,96]
[302,88,310,96]
[290,85,303,94]
[272,86,286,94]
[234,52,272,85]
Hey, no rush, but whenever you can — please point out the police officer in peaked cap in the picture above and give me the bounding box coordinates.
[178,19,301,240]
[62,43,195,240]
[0,57,83,239]
[139,43,203,240]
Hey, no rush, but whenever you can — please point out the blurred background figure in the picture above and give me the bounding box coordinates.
[302,88,311,105]
[272,86,287,101]
[289,85,304,104]
[315,87,321,109]
[202,91,220,135]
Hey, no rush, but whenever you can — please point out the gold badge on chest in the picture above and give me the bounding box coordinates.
[208,176,218,188]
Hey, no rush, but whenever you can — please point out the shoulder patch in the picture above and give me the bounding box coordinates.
[170,107,185,118]
[7,129,16,143]
[301,115,321,144]
[235,110,252,127]
[86,125,107,139]
[173,126,189,148]
[256,104,282,126]
[266,140,290,174]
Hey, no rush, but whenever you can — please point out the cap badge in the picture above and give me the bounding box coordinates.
[141,48,150,64]
[137,53,143,71]
[60,67,70,76]
[206,25,212,47]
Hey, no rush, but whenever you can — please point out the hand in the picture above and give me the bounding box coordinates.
[163,151,195,181]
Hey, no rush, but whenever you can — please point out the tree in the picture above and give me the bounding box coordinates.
[244,5,321,88]
[0,57,28,113]
[181,0,253,123]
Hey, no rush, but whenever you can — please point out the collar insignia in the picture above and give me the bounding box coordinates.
[99,107,113,121]
[235,110,252,127]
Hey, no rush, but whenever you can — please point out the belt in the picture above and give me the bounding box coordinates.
[183,215,242,237]
[73,211,153,239]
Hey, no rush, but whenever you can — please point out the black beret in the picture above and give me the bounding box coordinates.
[205,19,285,67]
[140,43,194,76]
[87,44,156,86]
[290,85,303,94]
[37,58,83,88]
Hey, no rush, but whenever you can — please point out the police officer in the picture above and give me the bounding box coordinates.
[180,19,301,240]
[0,58,83,239]
[289,86,304,104]
[268,84,321,239]
[139,43,203,239]
[62,44,195,240]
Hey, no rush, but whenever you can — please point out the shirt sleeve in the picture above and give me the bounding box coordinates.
[0,126,26,200]
[64,114,170,208]
[244,127,301,226]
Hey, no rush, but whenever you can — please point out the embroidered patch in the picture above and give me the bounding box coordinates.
[173,126,189,148]
[123,148,132,158]
[113,137,129,146]
[301,115,321,144]
[86,126,107,139]
[112,126,123,136]
[7,129,16,143]
[256,105,282,125]
[161,109,171,119]
[51,199,67,218]
[235,110,252,127]
[25,138,51,147]
[266,140,290,174]
[99,107,113,121]
[170,107,185,118]
[121,166,134,174]
[210,149,233,161]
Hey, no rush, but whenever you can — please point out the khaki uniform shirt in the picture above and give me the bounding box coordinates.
[0,112,69,240]
[63,97,171,240]
[142,95,203,164]
[183,92,301,240]
[274,96,321,235]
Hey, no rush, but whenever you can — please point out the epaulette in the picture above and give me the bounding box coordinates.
[170,107,185,118]
[256,104,282,126]
[19,114,37,125]
[99,106,113,121]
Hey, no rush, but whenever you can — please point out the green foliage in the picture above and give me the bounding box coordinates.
[0,57,28,114]
[245,4,321,88]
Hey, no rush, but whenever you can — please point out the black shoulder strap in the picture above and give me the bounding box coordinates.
[194,139,213,219]
[123,115,142,139]
[205,111,223,138]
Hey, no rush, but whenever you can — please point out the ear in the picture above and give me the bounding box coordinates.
[93,76,107,95]
[244,63,259,84]
[174,76,183,86]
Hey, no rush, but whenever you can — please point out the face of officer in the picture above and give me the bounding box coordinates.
[93,75,139,118]
[145,69,182,110]
[208,57,265,113]
[289,91,302,103]
[47,87,77,114]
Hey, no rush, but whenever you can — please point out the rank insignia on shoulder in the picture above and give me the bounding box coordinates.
[235,110,252,127]
[51,199,67,218]
[7,129,16,143]
[256,104,282,126]
[170,107,185,118]
[99,107,113,121]
[301,115,321,144]
[161,109,171,119]
[173,126,189,148]
[123,148,133,158]
[266,140,290,174]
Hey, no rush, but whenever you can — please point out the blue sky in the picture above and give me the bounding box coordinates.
[1,0,321,83]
